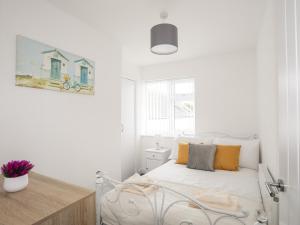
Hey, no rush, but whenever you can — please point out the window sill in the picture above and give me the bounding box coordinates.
[140,134,195,138]
[140,135,175,138]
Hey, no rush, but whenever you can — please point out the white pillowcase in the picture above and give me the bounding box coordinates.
[213,138,260,170]
[169,137,213,160]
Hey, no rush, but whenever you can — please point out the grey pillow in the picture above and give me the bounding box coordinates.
[187,144,216,171]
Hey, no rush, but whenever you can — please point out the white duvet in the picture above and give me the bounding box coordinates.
[101,160,263,225]
[147,160,261,202]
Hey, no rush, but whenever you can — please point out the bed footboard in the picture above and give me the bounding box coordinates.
[96,171,250,225]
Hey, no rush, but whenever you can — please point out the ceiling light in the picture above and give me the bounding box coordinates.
[151,12,178,55]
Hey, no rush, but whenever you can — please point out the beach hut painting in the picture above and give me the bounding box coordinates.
[16,35,95,95]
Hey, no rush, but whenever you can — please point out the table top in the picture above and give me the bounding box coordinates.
[145,148,171,153]
[0,172,94,225]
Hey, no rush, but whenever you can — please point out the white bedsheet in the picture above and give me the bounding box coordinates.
[101,160,263,225]
[147,160,261,202]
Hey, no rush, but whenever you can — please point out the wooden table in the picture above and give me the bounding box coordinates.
[0,172,96,225]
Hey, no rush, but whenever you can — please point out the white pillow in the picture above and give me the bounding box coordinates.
[213,138,260,170]
[169,137,213,160]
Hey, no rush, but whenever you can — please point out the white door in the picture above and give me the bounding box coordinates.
[121,78,136,181]
[277,0,300,224]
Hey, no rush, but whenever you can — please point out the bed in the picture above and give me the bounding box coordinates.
[96,134,276,225]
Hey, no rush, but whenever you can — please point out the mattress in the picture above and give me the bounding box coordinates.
[101,160,263,225]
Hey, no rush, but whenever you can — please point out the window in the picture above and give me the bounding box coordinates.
[142,79,195,136]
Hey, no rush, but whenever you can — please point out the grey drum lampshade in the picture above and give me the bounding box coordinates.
[151,23,178,55]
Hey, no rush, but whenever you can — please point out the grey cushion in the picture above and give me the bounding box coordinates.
[187,144,216,171]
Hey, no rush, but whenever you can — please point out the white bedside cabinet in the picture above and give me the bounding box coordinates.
[144,148,171,172]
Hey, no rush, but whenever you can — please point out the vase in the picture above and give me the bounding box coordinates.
[3,174,28,192]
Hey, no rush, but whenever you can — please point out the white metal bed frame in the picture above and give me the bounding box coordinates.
[96,171,250,225]
[95,133,278,225]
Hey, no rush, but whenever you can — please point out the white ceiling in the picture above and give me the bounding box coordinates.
[48,0,267,66]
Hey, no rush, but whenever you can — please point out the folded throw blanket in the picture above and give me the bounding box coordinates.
[118,174,158,195]
[189,189,241,212]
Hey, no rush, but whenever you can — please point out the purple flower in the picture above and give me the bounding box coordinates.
[1,160,34,178]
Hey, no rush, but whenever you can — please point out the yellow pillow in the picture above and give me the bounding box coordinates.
[176,143,189,164]
[214,145,241,171]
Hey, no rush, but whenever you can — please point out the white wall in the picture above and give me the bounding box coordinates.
[141,50,258,135]
[139,50,258,169]
[122,58,140,81]
[0,0,122,188]
[256,0,279,178]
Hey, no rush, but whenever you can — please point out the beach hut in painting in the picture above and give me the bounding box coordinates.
[74,58,94,86]
[41,49,69,81]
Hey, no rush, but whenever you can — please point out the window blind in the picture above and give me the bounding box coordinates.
[142,79,195,136]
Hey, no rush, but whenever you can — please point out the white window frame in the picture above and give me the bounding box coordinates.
[141,78,195,137]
